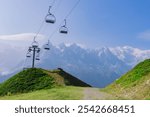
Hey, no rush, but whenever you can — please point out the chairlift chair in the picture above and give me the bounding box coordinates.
[45,6,56,24]
[44,44,50,50]
[45,14,56,24]
[36,53,40,60]
[59,26,68,34]
[37,48,40,53]
[36,57,40,61]
[26,52,31,58]
[59,19,68,34]
[28,47,32,52]
[44,40,50,50]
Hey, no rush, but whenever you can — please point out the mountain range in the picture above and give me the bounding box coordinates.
[0,42,150,87]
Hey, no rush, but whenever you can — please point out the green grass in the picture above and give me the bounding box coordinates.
[0,86,84,100]
[0,68,57,96]
[115,59,150,88]
[0,68,91,100]
[104,59,150,99]
[0,68,90,96]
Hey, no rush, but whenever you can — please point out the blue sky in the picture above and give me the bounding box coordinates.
[0,0,150,49]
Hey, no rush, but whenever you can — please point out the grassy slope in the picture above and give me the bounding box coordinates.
[103,59,150,99]
[0,68,90,96]
[0,68,57,96]
[49,69,91,87]
[0,86,84,100]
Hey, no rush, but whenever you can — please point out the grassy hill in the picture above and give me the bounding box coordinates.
[104,59,150,99]
[0,68,91,96]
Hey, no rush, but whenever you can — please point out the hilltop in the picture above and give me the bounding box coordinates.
[0,68,91,96]
[104,59,150,99]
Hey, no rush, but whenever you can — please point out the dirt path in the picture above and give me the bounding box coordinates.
[83,88,114,100]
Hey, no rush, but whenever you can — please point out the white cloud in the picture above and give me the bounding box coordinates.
[0,33,45,41]
[138,30,150,40]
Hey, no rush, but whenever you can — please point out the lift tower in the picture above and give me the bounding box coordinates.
[26,38,40,68]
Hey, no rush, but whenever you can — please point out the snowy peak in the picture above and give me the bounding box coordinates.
[98,47,112,56]
[110,46,150,66]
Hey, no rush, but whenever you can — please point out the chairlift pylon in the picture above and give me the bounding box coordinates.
[45,6,56,24]
[59,19,68,34]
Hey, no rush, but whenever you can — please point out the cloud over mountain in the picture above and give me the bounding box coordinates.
[0,33,45,41]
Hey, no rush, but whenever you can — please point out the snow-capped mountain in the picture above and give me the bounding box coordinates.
[0,42,150,87]
[110,46,150,66]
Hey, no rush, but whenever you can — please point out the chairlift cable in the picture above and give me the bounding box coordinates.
[51,0,57,7]
[47,0,81,40]
[53,0,62,13]
[22,55,29,70]
[65,0,81,19]
[39,0,61,37]
[40,0,64,40]
[34,20,45,40]
[34,0,57,40]
[23,0,58,68]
